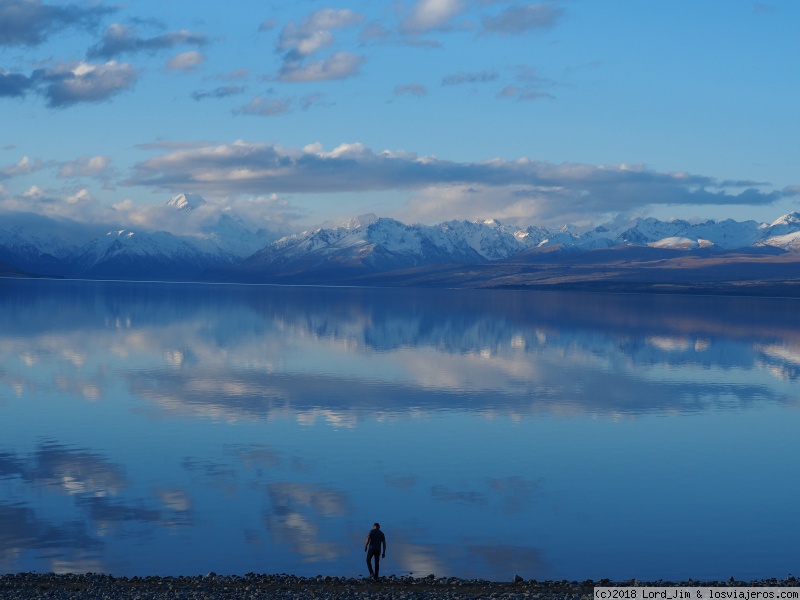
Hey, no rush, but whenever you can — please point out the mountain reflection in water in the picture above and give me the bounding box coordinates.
[0,279,798,580]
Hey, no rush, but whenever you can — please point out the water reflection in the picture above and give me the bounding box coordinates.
[0,279,798,580]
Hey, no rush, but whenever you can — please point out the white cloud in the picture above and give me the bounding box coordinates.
[279,52,364,82]
[127,140,797,226]
[39,61,137,107]
[277,9,363,60]
[58,155,111,178]
[0,155,42,179]
[402,0,465,33]
[65,188,92,204]
[23,184,44,198]
[167,51,205,71]
[275,8,365,82]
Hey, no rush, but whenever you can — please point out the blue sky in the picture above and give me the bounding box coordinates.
[1,0,798,235]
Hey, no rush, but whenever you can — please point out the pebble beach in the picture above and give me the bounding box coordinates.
[0,574,797,600]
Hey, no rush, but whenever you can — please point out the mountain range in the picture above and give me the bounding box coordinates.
[3,194,800,294]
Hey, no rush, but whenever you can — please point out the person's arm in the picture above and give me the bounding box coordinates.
[364,535,369,552]
[382,536,386,557]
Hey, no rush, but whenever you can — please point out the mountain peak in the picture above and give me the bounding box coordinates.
[341,213,379,230]
[166,193,206,212]
[770,212,800,227]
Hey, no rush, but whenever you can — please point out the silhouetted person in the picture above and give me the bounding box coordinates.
[364,522,386,580]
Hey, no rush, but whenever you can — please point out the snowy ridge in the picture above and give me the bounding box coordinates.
[3,200,800,281]
[166,193,206,212]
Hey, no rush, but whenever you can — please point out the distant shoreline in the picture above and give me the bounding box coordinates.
[6,273,800,300]
[0,574,797,600]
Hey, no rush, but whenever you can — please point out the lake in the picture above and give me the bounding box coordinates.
[1,278,798,581]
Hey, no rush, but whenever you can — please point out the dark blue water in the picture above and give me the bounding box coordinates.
[1,278,798,580]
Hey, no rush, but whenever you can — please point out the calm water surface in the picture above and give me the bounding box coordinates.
[1,279,798,581]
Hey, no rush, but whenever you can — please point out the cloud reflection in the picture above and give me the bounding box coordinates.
[0,502,102,572]
[265,482,349,562]
[31,441,126,496]
[3,280,799,422]
[0,441,194,572]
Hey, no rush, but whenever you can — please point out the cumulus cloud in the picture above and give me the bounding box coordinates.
[1,60,138,107]
[278,8,363,60]
[401,0,466,33]
[87,23,208,59]
[127,140,797,225]
[275,8,365,82]
[167,50,205,71]
[278,52,364,82]
[0,0,113,47]
[481,2,563,35]
[0,183,120,223]
[0,155,42,179]
[37,61,137,107]
[57,155,112,178]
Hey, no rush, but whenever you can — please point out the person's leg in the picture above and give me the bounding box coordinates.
[373,552,380,579]
[366,550,375,577]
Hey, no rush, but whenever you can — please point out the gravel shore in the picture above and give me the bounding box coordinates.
[0,574,797,600]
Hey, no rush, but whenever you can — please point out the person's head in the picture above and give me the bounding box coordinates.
[373,523,380,529]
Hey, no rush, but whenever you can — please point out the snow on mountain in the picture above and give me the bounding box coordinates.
[68,229,218,279]
[678,219,763,249]
[515,225,552,248]
[166,193,207,212]
[768,212,800,228]
[0,212,110,276]
[5,201,800,282]
[247,216,486,273]
[162,194,274,258]
[757,212,800,250]
[70,230,198,264]
[648,237,714,250]
[193,210,273,258]
[532,216,764,251]
[439,219,527,260]
[0,229,65,276]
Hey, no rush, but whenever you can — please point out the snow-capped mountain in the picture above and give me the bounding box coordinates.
[218,211,800,283]
[195,210,274,258]
[758,213,800,250]
[166,192,206,212]
[240,214,487,276]
[237,213,586,279]
[3,201,800,284]
[0,194,276,279]
[67,229,219,279]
